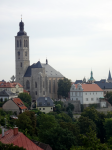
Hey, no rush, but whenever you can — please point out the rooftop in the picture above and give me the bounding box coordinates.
[0,82,23,88]
[37,97,54,107]
[13,98,27,110]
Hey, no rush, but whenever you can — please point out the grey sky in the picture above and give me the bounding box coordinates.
[0,0,112,82]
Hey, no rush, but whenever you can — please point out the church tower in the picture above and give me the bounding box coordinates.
[15,19,30,86]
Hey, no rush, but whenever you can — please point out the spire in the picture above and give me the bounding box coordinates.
[46,58,48,65]
[108,70,111,80]
[17,18,27,36]
[91,70,93,78]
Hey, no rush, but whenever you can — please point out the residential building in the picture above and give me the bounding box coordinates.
[2,98,27,115]
[0,81,23,95]
[0,127,43,150]
[36,97,54,113]
[0,90,17,101]
[15,19,64,100]
[70,83,104,105]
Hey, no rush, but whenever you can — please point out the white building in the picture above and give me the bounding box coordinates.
[70,83,104,105]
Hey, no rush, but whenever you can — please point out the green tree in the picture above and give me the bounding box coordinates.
[55,112,72,123]
[18,93,31,108]
[57,77,71,98]
[78,116,96,135]
[66,103,74,111]
[104,118,112,140]
[68,108,73,118]
[40,126,77,150]
[105,91,112,99]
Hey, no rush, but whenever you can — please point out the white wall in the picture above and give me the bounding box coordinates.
[0,96,9,101]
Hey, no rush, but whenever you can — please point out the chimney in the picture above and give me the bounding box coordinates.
[13,127,18,136]
[2,128,4,137]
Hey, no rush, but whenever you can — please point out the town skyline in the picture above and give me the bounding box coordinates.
[0,0,112,81]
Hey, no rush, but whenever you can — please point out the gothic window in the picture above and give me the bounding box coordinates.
[35,91,37,95]
[20,40,21,47]
[24,40,25,47]
[26,80,30,89]
[17,40,19,47]
[25,52,27,56]
[26,40,27,47]
[53,80,55,93]
[43,81,44,88]
[18,52,20,59]
[49,80,51,93]
[35,82,37,88]
[20,62,22,67]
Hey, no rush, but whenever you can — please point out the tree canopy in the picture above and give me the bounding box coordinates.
[57,77,71,98]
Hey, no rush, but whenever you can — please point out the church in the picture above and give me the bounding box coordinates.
[15,19,64,99]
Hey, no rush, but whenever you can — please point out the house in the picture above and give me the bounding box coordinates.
[0,90,17,101]
[70,83,104,105]
[36,97,54,113]
[0,127,43,150]
[0,81,23,95]
[2,98,27,115]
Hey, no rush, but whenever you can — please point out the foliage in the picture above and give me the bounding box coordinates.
[66,103,74,111]
[0,141,26,150]
[105,91,112,99]
[107,96,112,105]
[55,112,72,123]
[39,126,77,150]
[57,77,71,98]
[30,109,42,115]
[104,118,112,140]
[16,111,36,136]
[78,116,96,135]
[0,100,7,107]
[18,93,31,108]
[68,108,73,118]
[106,111,112,118]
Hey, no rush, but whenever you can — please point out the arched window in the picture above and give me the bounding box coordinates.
[35,82,37,88]
[20,62,22,67]
[25,52,27,56]
[24,40,25,47]
[17,40,19,47]
[18,52,20,59]
[26,40,27,47]
[20,40,21,47]
[26,80,30,89]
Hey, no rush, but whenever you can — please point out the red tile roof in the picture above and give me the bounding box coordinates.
[74,84,103,92]
[0,82,23,88]
[23,89,29,94]
[13,98,27,110]
[0,129,43,150]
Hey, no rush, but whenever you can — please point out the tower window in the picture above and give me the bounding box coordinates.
[18,52,20,59]
[25,52,27,56]
[35,91,37,95]
[26,40,27,47]
[24,40,25,47]
[35,82,37,88]
[17,40,19,47]
[26,80,30,89]
[20,62,22,67]
[20,40,21,47]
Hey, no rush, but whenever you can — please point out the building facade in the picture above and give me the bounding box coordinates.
[15,19,64,99]
[70,83,104,105]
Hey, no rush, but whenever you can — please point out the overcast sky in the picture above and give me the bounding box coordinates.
[0,0,112,82]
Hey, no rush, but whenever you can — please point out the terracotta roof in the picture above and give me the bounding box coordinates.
[23,89,29,94]
[13,98,27,110]
[0,129,43,150]
[0,82,23,88]
[74,84,103,92]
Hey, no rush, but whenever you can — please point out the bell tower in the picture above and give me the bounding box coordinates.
[15,18,30,86]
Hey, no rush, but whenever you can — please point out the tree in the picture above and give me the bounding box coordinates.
[55,112,72,123]
[105,91,112,99]
[16,111,36,136]
[68,108,73,118]
[107,96,112,105]
[104,118,112,140]
[18,93,31,108]
[40,126,77,150]
[66,103,74,111]
[57,77,71,98]
[78,116,96,135]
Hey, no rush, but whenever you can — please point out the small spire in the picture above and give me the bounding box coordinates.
[21,14,22,21]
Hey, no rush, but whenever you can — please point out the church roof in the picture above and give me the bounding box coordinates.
[24,61,64,78]
[95,82,112,89]
[42,63,64,78]
[24,61,42,77]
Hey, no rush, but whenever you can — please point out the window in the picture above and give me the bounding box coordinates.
[26,80,30,89]
[72,88,74,90]
[24,40,25,47]
[49,80,51,93]
[86,98,88,101]
[85,93,87,95]
[39,108,41,110]
[51,108,52,110]
[96,98,99,100]
[35,82,37,88]
[72,98,73,100]
[18,52,20,59]
[43,81,44,88]
[43,108,45,110]
[20,62,22,67]
[90,93,91,95]
[79,92,81,96]
[53,80,55,93]
[26,40,27,47]
[25,52,27,56]
[76,98,78,100]
[91,98,94,101]
[43,91,45,95]
[72,92,73,96]
[20,40,21,47]
[75,92,77,96]
[35,91,37,95]
[93,93,94,94]
[79,88,80,90]
[96,92,97,94]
